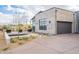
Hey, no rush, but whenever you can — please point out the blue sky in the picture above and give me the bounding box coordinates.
[0,5,31,25]
[0,5,79,15]
[0,5,11,14]
[0,5,26,14]
[0,5,15,14]
[0,5,47,25]
[0,5,79,25]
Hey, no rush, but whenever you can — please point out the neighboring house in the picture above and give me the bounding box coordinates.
[75,11,79,33]
[31,7,76,34]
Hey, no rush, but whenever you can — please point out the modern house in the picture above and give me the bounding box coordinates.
[31,7,76,35]
[75,11,79,33]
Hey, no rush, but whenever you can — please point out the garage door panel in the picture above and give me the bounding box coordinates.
[57,21,72,34]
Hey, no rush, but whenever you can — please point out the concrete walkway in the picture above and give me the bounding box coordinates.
[1,34,79,54]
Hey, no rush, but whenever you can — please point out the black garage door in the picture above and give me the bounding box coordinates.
[57,21,72,34]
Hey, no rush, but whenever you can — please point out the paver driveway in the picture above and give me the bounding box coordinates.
[1,34,79,54]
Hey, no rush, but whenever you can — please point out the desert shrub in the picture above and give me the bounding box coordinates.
[18,30,22,32]
[10,37,18,43]
[27,28,32,32]
[10,35,36,44]
[18,42,23,45]
[18,38,23,40]
[22,37,29,41]
[3,25,12,31]
[6,30,11,33]
[18,37,23,40]
[2,47,9,51]
[30,35,36,39]
[18,36,29,41]
[10,39,16,43]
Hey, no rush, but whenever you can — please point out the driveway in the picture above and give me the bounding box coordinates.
[1,34,79,54]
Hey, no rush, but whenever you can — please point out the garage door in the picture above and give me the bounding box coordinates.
[57,21,72,34]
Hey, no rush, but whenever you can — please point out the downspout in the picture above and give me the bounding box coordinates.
[73,13,76,33]
[75,12,79,33]
[31,19,33,32]
[75,12,78,33]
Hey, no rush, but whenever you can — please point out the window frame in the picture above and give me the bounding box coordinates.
[39,18,47,30]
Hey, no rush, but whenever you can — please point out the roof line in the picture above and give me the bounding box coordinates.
[31,7,74,20]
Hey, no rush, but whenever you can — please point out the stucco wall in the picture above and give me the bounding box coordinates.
[34,8,56,34]
[56,8,74,22]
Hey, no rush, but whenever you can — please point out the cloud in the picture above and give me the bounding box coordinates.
[0,5,79,25]
[0,12,13,25]
[66,5,79,11]
[4,5,27,14]
[6,5,14,11]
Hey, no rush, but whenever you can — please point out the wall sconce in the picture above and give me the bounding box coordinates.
[49,21,51,23]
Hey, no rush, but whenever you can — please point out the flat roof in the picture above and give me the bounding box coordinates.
[31,7,74,20]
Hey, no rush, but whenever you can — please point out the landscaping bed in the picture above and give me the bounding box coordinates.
[0,33,38,53]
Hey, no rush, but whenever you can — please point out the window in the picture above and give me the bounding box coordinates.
[32,20,35,26]
[39,18,47,30]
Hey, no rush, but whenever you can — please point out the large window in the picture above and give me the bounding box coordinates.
[32,20,35,26]
[39,18,47,30]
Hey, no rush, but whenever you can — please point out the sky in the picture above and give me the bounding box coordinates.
[0,5,79,25]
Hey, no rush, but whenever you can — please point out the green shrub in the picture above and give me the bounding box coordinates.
[10,37,18,43]
[10,39,16,43]
[18,36,29,41]
[19,38,23,40]
[10,35,36,44]
[18,42,23,45]
[22,37,29,41]
[30,35,36,39]
[18,37,23,40]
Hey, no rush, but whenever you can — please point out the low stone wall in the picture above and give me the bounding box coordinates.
[0,31,6,49]
[4,32,11,44]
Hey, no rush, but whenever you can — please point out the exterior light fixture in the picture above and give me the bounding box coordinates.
[49,21,51,23]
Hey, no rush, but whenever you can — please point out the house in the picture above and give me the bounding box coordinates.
[31,7,76,35]
[75,11,79,33]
